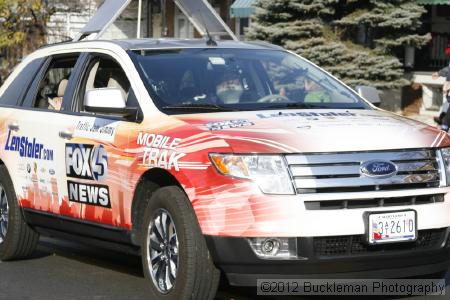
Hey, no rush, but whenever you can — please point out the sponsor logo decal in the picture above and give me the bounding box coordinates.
[137,133,186,171]
[67,180,110,208]
[65,144,108,181]
[18,163,26,172]
[4,130,54,161]
[256,111,357,119]
[74,118,118,142]
[360,160,398,178]
[205,119,254,131]
[65,144,110,208]
[49,169,56,176]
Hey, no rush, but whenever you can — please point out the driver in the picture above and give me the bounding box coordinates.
[216,71,244,104]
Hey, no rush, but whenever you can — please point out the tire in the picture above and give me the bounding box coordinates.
[141,185,220,300]
[0,165,39,261]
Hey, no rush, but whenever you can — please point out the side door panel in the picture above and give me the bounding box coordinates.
[3,110,74,216]
[62,116,131,227]
[61,53,139,229]
[0,58,46,210]
[9,54,84,219]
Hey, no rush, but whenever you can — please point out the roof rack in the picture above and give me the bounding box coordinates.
[74,0,237,42]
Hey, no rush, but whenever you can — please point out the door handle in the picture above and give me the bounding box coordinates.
[59,130,73,140]
[8,123,19,132]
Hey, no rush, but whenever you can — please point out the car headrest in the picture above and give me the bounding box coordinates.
[107,77,122,89]
[57,79,69,97]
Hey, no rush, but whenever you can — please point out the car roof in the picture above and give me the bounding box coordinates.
[40,38,284,52]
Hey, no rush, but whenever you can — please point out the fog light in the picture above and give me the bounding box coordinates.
[248,237,298,260]
[261,238,280,256]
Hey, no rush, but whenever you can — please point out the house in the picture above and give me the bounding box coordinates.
[410,1,450,120]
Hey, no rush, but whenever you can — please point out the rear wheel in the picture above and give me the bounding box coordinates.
[0,184,9,244]
[0,165,39,261]
[141,185,220,300]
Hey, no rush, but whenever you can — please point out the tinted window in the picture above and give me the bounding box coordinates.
[33,55,79,111]
[132,49,370,114]
[0,58,44,106]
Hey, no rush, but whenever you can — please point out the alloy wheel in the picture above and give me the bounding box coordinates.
[0,184,9,244]
[146,209,179,294]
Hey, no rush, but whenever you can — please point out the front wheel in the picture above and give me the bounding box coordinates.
[141,185,220,300]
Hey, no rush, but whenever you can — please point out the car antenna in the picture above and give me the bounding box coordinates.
[198,10,217,46]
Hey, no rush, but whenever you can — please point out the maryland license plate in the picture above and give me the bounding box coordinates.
[367,210,417,244]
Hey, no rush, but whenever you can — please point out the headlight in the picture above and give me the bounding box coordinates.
[440,147,450,186]
[209,154,294,194]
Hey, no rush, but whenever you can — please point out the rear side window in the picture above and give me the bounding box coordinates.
[33,55,79,111]
[0,58,44,106]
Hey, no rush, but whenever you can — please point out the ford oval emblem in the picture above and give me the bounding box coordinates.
[360,160,398,178]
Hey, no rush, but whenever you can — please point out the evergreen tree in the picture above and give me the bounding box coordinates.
[247,0,430,89]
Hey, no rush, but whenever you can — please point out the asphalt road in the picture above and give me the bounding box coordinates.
[0,237,449,300]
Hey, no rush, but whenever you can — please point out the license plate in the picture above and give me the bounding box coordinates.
[367,210,417,244]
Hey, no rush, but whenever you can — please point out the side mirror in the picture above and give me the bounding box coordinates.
[355,85,381,107]
[84,88,138,119]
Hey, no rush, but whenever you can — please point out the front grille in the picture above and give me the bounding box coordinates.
[305,194,445,210]
[313,229,447,258]
[286,149,441,194]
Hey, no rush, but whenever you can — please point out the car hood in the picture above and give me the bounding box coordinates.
[175,109,450,153]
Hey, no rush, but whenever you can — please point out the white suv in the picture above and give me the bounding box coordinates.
[0,1,449,299]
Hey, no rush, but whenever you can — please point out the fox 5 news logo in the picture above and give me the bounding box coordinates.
[65,144,108,181]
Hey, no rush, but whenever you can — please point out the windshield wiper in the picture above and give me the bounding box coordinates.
[262,103,329,110]
[162,103,238,112]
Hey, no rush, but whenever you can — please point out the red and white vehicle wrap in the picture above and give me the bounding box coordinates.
[2,104,449,237]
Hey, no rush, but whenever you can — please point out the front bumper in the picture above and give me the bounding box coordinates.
[205,229,450,286]
[196,187,450,237]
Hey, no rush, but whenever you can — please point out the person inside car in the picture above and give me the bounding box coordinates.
[216,70,244,104]
[304,78,331,103]
[47,79,68,111]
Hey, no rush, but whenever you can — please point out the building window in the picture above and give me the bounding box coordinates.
[436,5,450,18]
[235,17,250,38]
[174,7,194,38]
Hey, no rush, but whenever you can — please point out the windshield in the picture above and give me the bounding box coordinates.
[131,48,371,113]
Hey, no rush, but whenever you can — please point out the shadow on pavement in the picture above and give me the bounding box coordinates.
[4,236,447,300]
[37,236,144,277]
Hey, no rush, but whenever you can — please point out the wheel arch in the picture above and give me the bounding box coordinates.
[0,158,27,213]
[130,168,185,246]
